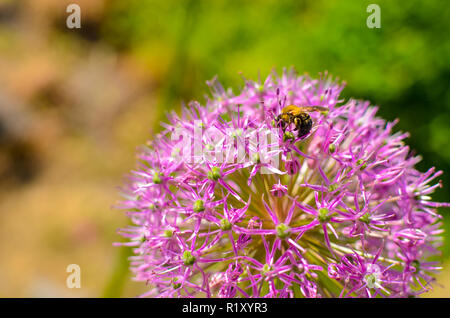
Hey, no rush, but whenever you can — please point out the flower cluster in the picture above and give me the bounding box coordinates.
[116,69,448,297]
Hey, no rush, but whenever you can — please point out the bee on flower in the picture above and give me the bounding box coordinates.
[116,69,449,298]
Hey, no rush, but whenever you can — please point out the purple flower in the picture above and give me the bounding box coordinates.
[270,180,288,197]
[116,69,449,298]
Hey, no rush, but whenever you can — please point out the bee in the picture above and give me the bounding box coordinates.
[275,105,328,139]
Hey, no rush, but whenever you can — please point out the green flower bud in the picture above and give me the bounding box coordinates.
[163,229,174,237]
[329,144,336,153]
[171,147,181,157]
[328,184,338,192]
[193,199,205,213]
[283,131,295,142]
[153,172,162,184]
[220,219,232,231]
[318,208,331,223]
[182,251,196,266]
[276,223,291,239]
[359,212,371,224]
[232,129,243,137]
[356,159,367,170]
[252,153,261,164]
[197,121,205,128]
[173,280,181,289]
[207,166,222,181]
[262,264,272,275]
[411,260,420,272]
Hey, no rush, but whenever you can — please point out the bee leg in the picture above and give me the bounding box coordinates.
[275,115,281,126]
[276,115,286,130]
[284,113,293,130]
[293,117,300,131]
[275,119,282,129]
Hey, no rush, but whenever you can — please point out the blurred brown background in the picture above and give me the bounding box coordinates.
[0,0,448,297]
[0,0,152,297]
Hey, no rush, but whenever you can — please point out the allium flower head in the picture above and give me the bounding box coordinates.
[116,69,449,298]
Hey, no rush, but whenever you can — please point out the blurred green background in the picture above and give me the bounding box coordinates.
[0,0,448,297]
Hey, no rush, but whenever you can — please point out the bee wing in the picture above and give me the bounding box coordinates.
[297,106,328,112]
